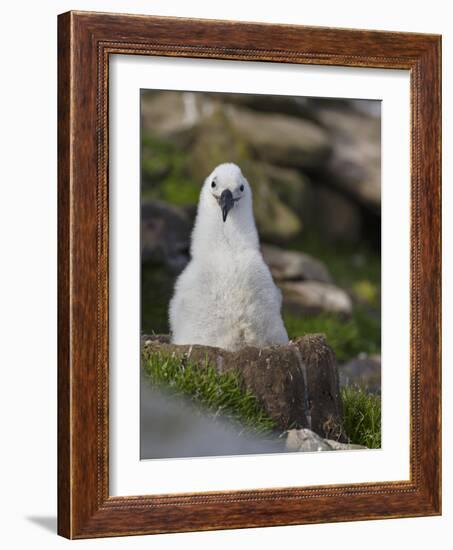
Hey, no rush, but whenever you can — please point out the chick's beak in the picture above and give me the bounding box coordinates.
[219,189,234,222]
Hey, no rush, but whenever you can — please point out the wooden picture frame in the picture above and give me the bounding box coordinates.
[57,10,441,539]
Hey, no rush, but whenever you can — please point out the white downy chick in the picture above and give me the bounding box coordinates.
[169,163,289,351]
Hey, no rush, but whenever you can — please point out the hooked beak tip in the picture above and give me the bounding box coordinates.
[219,189,234,222]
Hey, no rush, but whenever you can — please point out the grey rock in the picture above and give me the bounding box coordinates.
[141,199,191,272]
[185,109,303,240]
[339,354,381,394]
[258,162,312,219]
[141,377,285,459]
[226,106,331,169]
[217,93,314,119]
[347,98,382,117]
[248,165,302,240]
[286,428,366,452]
[326,438,366,450]
[312,185,362,244]
[262,244,332,283]
[141,90,213,146]
[280,281,353,316]
[315,107,381,210]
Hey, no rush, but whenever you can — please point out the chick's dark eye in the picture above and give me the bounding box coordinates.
[240,184,244,192]
[211,180,216,188]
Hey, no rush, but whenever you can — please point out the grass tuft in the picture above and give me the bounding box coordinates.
[142,352,382,449]
[284,306,380,363]
[341,386,381,448]
[142,352,277,434]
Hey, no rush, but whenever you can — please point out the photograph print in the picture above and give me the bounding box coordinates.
[140,89,381,459]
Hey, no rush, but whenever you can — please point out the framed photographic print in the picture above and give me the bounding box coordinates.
[57,11,441,539]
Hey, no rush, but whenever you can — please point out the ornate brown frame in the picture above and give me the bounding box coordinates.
[57,10,441,539]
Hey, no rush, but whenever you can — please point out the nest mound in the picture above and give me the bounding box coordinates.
[142,334,344,441]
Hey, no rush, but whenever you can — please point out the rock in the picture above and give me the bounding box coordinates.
[187,110,302,240]
[311,185,362,244]
[280,281,353,316]
[215,93,314,119]
[249,163,302,240]
[187,106,246,182]
[286,428,332,451]
[261,244,332,283]
[258,162,312,218]
[141,376,285,459]
[215,94,377,123]
[286,428,366,452]
[226,106,331,169]
[347,98,381,117]
[141,90,213,146]
[255,163,363,245]
[315,107,381,210]
[142,334,344,440]
[339,354,381,394]
[141,199,191,272]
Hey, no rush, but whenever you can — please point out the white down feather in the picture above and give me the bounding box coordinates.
[169,163,289,351]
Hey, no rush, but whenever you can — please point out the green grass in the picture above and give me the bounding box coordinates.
[142,352,277,434]
[288,231,380,287]
[284,306,380,363]
[142,351,381,448]
[287,231,381,310]
[341,386,381,448]
[283,232,381,363]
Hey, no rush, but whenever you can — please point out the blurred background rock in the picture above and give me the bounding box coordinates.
[141,90,381,393]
